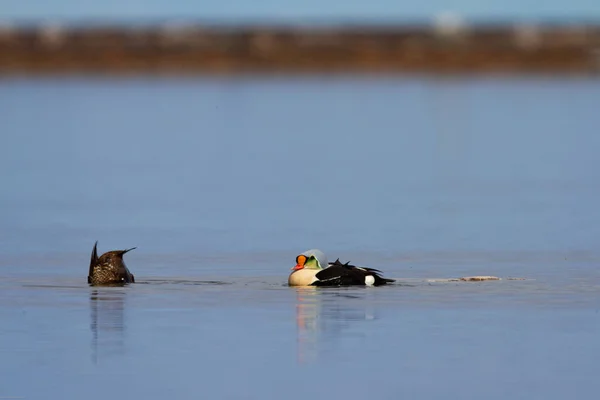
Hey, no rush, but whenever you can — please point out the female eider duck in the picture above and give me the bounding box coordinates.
[288,249,394,287]
[88,241,136,286]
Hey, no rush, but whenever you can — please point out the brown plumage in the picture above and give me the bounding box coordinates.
[88,241,136,286]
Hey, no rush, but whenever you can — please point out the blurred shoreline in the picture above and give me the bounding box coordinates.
[1,22,600,75]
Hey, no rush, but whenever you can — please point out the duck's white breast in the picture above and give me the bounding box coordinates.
[288,269,319,286]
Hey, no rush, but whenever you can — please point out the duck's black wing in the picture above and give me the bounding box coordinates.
[312,264,363,286]
[312,259,394,287]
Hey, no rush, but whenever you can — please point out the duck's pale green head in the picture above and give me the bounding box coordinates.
[292,249,328,271]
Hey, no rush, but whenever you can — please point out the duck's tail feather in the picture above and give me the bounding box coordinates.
[89,241,99,279]
[117,247,137,257]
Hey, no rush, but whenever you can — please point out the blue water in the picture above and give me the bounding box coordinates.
[1,76,600,399]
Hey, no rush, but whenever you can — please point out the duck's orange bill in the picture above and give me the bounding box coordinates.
[292,255,307,270]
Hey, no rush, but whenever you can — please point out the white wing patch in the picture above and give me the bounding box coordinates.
[365,275,375,286]
[316,276,339,283]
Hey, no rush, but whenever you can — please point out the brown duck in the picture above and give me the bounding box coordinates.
[88,241,136,286]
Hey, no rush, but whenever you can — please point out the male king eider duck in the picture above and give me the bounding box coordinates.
[88,241,136,286]
[288,249,394,287]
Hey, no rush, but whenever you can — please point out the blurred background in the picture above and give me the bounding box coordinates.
[2,76,600,271]
[2,2,600,400]
[2,1,600,74]
[1,0,599,269]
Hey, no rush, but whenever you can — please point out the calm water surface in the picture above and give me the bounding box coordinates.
[1,76,599,399]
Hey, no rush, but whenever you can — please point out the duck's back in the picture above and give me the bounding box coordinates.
[313,259,394,286]
[88,252,135,285]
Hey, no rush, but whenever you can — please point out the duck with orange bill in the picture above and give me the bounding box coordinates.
[288,249,394,287]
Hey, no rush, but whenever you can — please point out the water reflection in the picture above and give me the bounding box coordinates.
[294,287,377,363]
[89,289,127,364]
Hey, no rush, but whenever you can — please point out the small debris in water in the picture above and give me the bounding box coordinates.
[460,276,501,281]
[425,276,529,283]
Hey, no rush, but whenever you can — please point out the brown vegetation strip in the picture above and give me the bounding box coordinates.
[1,24,600,74]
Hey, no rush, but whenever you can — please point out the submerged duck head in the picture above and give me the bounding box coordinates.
[292,249,328,271]
[88,241,136,286]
